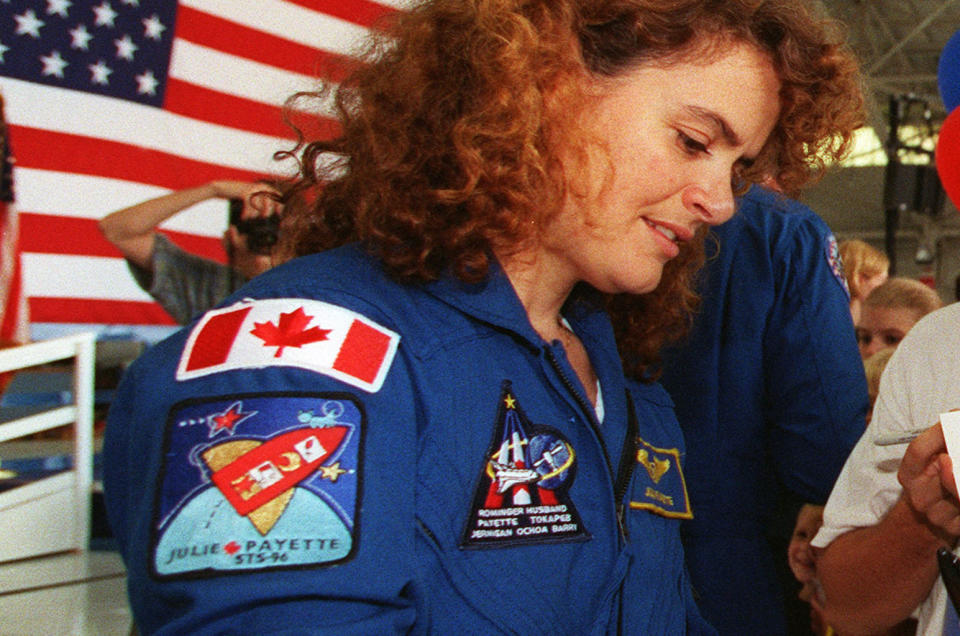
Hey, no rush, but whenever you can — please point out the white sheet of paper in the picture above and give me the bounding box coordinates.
[941,411,960,486]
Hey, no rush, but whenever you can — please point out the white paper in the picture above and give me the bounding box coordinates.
[941,411,960,487]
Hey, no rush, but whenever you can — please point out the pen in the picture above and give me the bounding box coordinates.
[873,429,927,446]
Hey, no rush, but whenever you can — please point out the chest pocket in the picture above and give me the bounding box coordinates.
[628,436,692,519]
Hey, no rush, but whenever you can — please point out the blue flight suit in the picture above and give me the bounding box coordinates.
[659,186,869,635]
[104,243,712,635]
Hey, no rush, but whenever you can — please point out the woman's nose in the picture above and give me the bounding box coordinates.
[682,172,736,226]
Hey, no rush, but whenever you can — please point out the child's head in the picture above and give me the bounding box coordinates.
[839,239,889,323]
[840,239,890,301]
[855,277,943,359]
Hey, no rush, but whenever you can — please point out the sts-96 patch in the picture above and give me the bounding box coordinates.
[151,393,363,578]
[461,382,588,549]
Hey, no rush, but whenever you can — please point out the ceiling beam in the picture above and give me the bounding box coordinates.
[867,0,959,74]
[864,2,913,72]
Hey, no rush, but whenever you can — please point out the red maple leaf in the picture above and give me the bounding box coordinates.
[250,307,331,357]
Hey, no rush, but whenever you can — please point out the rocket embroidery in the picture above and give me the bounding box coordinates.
[151,393,363,577]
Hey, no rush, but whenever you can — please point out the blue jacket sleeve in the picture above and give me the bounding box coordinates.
[103,302,419,635]
[762,214,868,503]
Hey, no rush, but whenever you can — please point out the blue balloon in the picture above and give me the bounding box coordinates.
[940,29,960,113]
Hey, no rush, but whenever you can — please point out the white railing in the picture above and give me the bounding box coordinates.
[0,332,96,562]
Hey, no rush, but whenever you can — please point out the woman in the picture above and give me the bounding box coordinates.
[103,1,862,633]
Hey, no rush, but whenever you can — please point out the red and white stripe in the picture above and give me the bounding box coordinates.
[3,0,404,338]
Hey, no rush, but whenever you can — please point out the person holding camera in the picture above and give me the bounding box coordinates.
[98,180,283,324]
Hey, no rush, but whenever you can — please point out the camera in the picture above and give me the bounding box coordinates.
[229,197,280,255]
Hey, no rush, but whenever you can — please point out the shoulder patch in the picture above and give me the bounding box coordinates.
[629,436,692,519]
[176,298,400,393]
[825,234,850,299]
[151,393,363,578]
[461,382,589,549]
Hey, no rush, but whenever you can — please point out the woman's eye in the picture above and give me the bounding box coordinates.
[883,334,902,346]
[678,131,708,155]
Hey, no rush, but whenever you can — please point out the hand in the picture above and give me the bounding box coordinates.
[898,422,960,541]
[211,181,283,221]
[210,180,255,200]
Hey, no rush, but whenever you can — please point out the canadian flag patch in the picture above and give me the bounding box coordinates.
[176,298,400,392]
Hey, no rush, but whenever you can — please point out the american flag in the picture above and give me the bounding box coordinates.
[0,0,400,343]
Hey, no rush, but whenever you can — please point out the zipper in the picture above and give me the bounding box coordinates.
[544,347,633,542]
[614,392,639,541]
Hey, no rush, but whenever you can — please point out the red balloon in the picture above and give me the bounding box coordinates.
[937,107,960,210]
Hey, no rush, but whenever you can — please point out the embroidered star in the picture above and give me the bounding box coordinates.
[14,10,45,38]
[40,50,68,77]
[87,59,112,85]
[319,462,348,483]
[207,401,256,437]
[134,69,158,95]
[142,13,165,40]
[0,42,9,63]
[91,1,117,28]
[113,34,137,60]
[68,23,92,50]
[504,395,516,409]
[46,0,72,18]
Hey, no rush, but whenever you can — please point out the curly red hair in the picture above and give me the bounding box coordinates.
[280,0,864,380]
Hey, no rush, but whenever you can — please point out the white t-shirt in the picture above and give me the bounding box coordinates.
[813,301,960,636]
